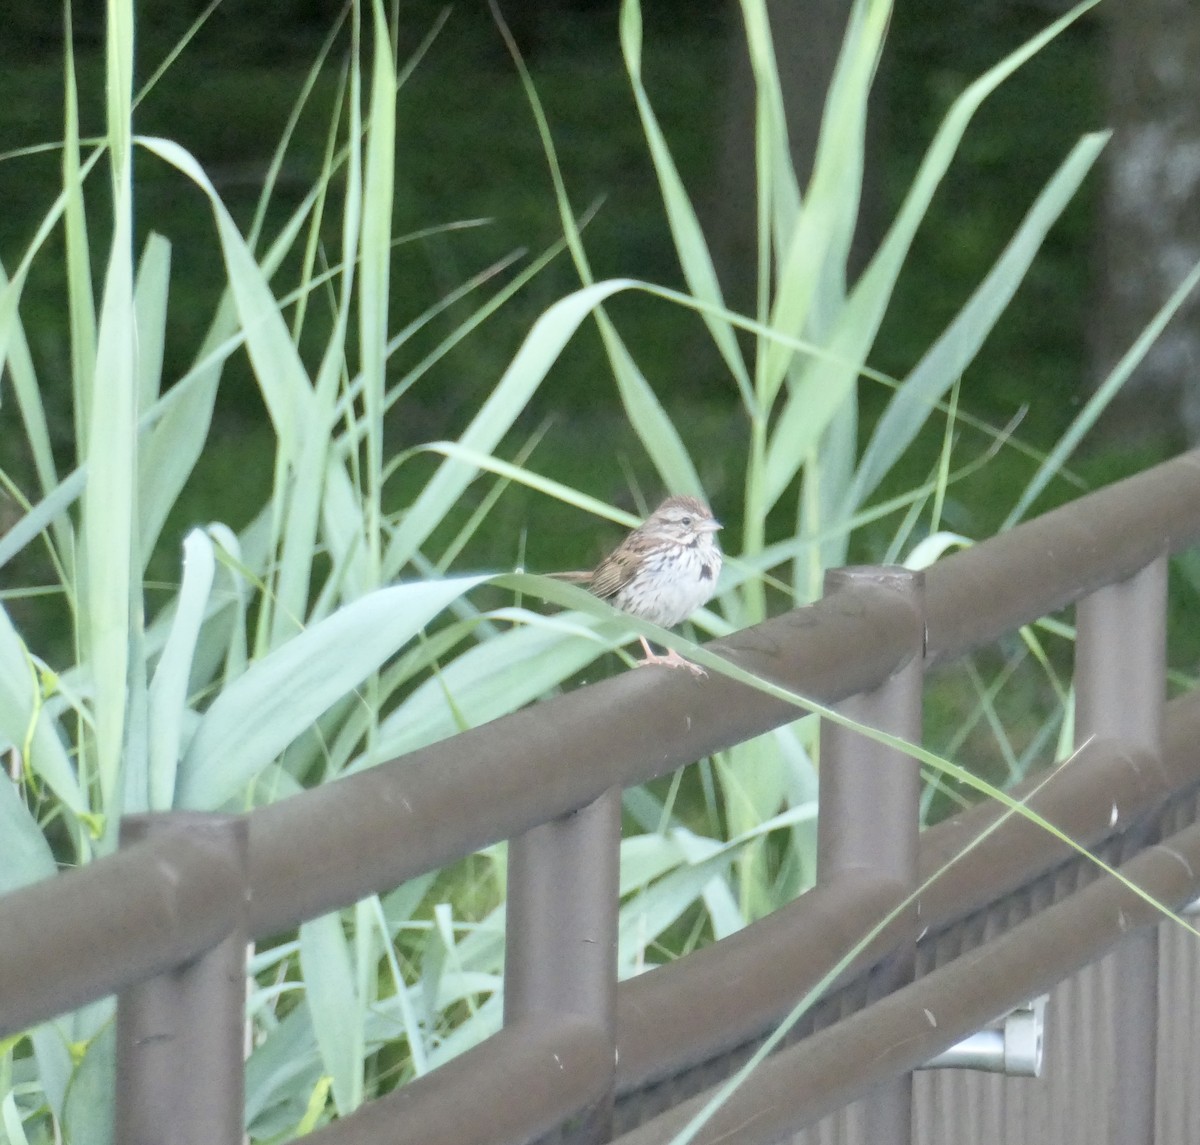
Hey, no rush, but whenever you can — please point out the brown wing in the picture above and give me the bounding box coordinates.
[584,546,641,601]
[547,570,593,584]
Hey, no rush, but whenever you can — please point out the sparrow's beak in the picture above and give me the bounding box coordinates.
[701,519,722,534]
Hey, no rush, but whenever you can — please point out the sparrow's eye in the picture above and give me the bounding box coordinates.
[681,515,693,526]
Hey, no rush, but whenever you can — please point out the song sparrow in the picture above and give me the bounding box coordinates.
[557,495,723,674]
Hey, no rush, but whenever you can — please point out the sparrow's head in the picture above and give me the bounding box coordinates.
[643,495,722,543]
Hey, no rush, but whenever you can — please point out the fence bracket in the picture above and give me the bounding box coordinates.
[918,995,1047,1077]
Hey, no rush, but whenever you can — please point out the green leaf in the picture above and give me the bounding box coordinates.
[849,131,1108,514]
[148,529,216,809]
[759,0,888,402]
[353,612,615,770]
[604,329,706,498]
[618,844,738,970]
[762,0,1103,513]
[63,7,97,447]
[0,772,57,896]
[0,262,60,508]
[300,913,362,1116]
[1006,249,1200,525]
[176,576,489,808]
[501,17,705,498]
[0,605,85,815]
[138,136,313,462]
[137,294,232,569]
[245,1000,324,1135]
[132,233,171,410]
[83,170,137,810]
[61,1022,115,1145]
[2,1091,32,1145]
[382,279,639,574]
[620,0,752,406]
[359,0,398,585]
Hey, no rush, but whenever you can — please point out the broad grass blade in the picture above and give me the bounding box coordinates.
[300,912,363,1115]
[177,576,489,808]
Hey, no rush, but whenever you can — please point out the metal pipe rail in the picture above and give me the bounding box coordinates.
[5,696,1190,1052]
[244,580,923,940]
[305,1016,614,1145]
[0,816,248,1035]
[244,695,1200,1145]
[179,448,1200,941]
[923,449,1200,664]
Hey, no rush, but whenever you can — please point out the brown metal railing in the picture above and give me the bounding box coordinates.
[609,552,1191,1145]
[3,450,1200,1144]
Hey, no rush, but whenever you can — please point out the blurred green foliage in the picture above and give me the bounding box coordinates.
[0,2,1188,665]
[1,1,1101,434]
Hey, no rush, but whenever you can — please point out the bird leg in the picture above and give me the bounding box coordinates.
[633,636,707,676]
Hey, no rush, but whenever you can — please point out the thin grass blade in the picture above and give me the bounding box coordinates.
[382,279,640,574]
[1006,251,1200,525]
[620,0,753,406]
[850,131,1108,513]
[84,0,138,809]
[63,9,98,447]
[148,529,216,809]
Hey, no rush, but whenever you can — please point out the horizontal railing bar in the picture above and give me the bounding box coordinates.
[9,707,1183,1104]
[608,814,1200,1145]
[0,820,245,1039]
[302,1015,612,1145]
[247,449,1200,938]
[616,871,910,1091]
[0,581,919,1036]
[916,708,1200,932]
[612,687,1200,1097]
[246,581,924,939]
[925,450,1200,666]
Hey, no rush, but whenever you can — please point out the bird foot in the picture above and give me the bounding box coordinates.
[633,641,707,676]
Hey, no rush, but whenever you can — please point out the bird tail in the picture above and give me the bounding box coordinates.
[546,570,593,584]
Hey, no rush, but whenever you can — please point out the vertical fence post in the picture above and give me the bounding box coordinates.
[1075,555,1168,1145]
[819,566,925,1145]
[505,786,621,1143]
[114,812,249,1145]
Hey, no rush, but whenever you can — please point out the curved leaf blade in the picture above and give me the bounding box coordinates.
[177,576,488,808]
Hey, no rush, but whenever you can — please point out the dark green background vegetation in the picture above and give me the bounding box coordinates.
[1,0,1191,733]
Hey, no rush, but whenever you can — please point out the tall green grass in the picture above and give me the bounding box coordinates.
[3,0,1197,1138]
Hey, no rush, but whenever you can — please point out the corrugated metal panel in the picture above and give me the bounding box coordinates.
[793,1098,868,1145]
[782,919,1200,1145]
[911,953,1119,1145]
[608,783,1200,1145]
[1157,913,1200,1141]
